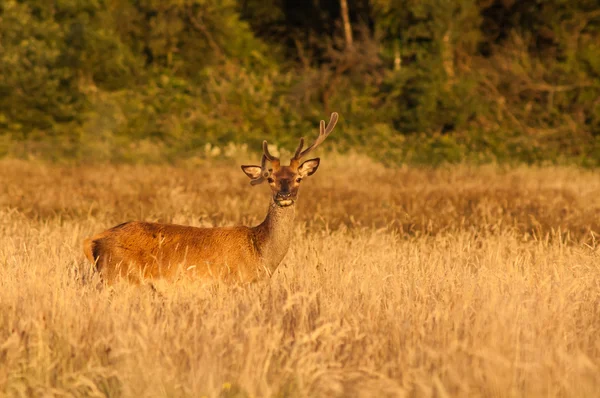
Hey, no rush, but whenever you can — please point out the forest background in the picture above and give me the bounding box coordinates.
[1,0,600,166]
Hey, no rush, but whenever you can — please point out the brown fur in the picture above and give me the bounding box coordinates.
[84,221,266,283]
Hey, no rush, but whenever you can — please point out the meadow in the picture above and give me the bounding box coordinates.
[0,155,599,397]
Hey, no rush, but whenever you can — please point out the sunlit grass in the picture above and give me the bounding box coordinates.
[0,156,599,397]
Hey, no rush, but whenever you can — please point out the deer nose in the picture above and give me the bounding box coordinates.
[277,192,292,199]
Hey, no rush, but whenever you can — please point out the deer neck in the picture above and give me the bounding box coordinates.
[253,199,296,274]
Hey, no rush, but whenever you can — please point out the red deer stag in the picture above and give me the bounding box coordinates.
[83,112,339,283]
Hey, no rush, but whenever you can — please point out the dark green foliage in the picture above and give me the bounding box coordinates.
[0,0,599,165]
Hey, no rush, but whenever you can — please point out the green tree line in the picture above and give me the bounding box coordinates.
[1,0,599,165]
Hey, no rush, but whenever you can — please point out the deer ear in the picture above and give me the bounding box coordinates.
[298,158,320,177]
[241,165,263,180]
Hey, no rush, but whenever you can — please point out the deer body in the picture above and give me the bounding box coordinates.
[83,200,295,283]
[83,113,338,284]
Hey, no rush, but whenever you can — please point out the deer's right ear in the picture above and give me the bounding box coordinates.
[241,165,263,180]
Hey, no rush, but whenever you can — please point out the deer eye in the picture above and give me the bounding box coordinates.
[296,178,302,183]
[267,177,274,183]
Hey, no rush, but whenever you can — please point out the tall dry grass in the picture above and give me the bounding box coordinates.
[0,156,599,397]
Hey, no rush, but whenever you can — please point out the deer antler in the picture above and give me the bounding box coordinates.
[292,112,338,162]
[250,140,281,186]
[262,140,279,164]
[250,112,338,184]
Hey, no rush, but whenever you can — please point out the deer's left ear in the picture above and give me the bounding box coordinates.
[241,165,263,180]
[298,158,320,177]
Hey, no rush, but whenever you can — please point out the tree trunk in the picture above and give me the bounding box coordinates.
[340,0,353,49]
[394,41,401,71]
[442,29,454,86]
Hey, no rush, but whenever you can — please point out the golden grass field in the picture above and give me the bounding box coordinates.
[0,155,599,397]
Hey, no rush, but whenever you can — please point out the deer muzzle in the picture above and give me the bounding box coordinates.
[275,192,295,207]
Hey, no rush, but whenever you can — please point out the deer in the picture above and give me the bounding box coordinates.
[83,112,339,284]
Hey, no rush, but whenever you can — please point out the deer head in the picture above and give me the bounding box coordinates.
[241,112,339,207]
